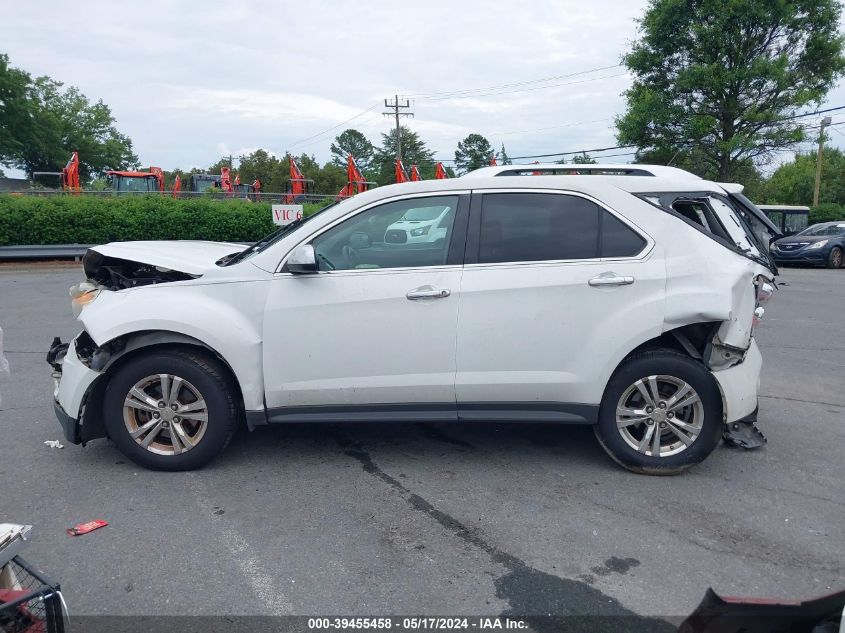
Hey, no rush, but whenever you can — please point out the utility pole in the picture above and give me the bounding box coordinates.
[383,95,414,162]
[813,116,832,207]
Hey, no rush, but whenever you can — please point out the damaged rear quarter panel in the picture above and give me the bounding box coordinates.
[663,227,772,353]
[77,277,270,410]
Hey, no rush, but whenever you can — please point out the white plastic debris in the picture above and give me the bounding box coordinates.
[44,440,65,449]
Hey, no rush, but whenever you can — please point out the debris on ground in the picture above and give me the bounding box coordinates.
[723,420,768,449]
[44,440,64,449]
[66,520,108,536]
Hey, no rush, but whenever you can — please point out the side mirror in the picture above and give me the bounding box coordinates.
[287,244,318,274]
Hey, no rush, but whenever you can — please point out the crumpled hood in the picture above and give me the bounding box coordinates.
[90,240,245,275]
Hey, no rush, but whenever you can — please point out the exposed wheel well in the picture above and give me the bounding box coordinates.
[80,331,246,442]
[626,322,721,363]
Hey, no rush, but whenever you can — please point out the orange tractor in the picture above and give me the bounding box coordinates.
[395,159,410,183]
[61,151,80,192]
[336,155,374,200]
[31,151,81,192]
[189,166,233,194]
[106,166,165,193]
[233,173,262,201]
[282,156,313,203]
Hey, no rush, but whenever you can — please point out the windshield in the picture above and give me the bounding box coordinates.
[798,223,845,237]
[115,175,155,192]
[401,207,444,221]
[194,178,218,192]
[222,201,341,266]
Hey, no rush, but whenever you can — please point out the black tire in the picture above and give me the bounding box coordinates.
[594,349,723,475]
[103,349,239,471]
[827,246,843,269]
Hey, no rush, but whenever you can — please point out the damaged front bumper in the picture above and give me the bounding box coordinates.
[47,335,104,445]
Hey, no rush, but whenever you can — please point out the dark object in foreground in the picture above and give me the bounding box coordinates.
[722,417,767,450]
[679,587,845,633]
[0,556,64,633]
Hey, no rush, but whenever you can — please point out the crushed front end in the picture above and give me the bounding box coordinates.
[47,333,105,445]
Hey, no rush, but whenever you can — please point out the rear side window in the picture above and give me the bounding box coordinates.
[601,211,647,257]
[478,193,646,263]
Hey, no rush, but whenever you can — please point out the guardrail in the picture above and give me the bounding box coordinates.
[0,244,92,260]
[0,243,253,262]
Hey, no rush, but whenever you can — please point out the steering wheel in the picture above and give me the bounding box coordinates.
[341,245,360,268]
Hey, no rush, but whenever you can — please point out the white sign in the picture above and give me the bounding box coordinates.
[272,204,304,226]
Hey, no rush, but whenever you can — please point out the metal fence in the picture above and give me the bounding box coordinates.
[1,189,341,204]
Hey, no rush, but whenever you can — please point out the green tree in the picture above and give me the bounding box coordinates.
[764,147,845,205]
[0,54,35,167]
[0,54,137,180]
[454,133,494,174]
[330,129,375,172]
[372,126,435,184]
[617,0,845,181]
[571,153,597,164]
[233,149,281,190]
[498,143,512,165]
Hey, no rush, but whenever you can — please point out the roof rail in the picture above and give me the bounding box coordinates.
[461,163,703,179]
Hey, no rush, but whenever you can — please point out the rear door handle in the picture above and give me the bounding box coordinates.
[588,273,635,287]
[406,286,451,300]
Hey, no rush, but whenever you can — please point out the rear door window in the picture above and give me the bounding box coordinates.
[477,193,646,264]
[479,193,600,263]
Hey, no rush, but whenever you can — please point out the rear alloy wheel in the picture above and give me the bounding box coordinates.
[595,350,723,475]
[104,350,238,470]
[615,375,704,458]
[827,246,843,269]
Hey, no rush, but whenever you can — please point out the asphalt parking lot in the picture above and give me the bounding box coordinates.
[1,263,843,623]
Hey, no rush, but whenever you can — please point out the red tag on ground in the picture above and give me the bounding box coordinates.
[67,519,108,536]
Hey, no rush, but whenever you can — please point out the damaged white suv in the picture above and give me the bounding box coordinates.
[47,164,779,473]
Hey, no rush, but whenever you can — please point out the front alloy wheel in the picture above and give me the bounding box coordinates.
[104,349,238,470]
[123,374,209,455]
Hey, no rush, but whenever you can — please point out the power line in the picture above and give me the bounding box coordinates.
[420,72,628,102]
[489,117,614,138]
[405,64,623,99]
[293,112,385,152]
[508,144,637,161]
[285,103,381,151]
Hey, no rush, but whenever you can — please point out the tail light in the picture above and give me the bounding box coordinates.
[753,277,775,327]
[756,281,774,304]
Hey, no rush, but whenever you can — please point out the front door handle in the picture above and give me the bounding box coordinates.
[406,286,451,300]
[588,273,635,287]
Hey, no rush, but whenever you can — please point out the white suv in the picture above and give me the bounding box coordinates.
[47,164,779,473]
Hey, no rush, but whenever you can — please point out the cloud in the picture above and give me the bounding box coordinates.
[3,0,843,175]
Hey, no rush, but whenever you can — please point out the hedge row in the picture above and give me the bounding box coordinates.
[809,203,845,224]
[0,195,328,246]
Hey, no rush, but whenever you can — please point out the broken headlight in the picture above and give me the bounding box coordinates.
[69,280,101,317]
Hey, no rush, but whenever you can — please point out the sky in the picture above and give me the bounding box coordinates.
[3,0,845,177]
